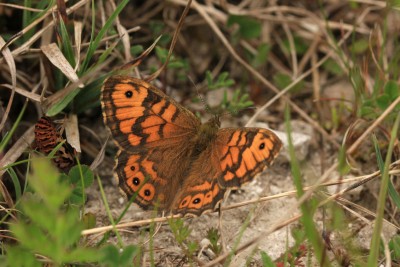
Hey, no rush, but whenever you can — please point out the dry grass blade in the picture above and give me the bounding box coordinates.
[108,0,132,62]
[0,85,41,103]
[89,136,109,171]
[64,114,81,153]
[73,21,83,71]
[0,37,17,133]
[145,0,193,82]
[0,3,43,12]
[0,125,35,177]
[41,43,83,87]
[8,0,90,58]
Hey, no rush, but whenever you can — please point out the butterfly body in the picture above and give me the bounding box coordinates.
[101,75,282,216]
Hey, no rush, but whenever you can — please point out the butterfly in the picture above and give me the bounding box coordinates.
[34,116,75,172]
[101,75,282,217]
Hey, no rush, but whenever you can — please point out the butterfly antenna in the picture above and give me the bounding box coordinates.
[188,76,213,115]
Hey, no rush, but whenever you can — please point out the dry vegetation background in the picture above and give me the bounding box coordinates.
[0,0,400,266]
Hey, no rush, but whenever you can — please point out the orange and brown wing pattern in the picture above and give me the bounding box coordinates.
[215,128,282,188]
[115,150,167,210]
[171,144,225,216]
[115,141,196,211]
[173,178,224,217]
[101,75,200,152]
[171,128,281,216]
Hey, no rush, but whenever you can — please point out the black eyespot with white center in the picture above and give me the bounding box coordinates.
[144,189,151,196]
[193,198,200,204]
[125,91,133,98]
[130,166,135,171]
[259,142,265,150]
[133,177,140,185]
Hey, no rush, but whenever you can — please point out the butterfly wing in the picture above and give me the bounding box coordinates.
[101,75,200,152]
[115,146,196,210]
[216,128,282,188]
[172,128,282,216]
[101,76,201,209]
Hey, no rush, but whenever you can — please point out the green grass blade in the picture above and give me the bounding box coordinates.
[388,181,400,209]
[73,76,107,114]
[367,112,400,266]
[284,105,330,266]
[6,167,21,201]
[0,101,27,153]
[96,174,124,247]
[58,17,76,67]
[370,132,400,213]
[45,80,83,117]
[372,135,400,209]
[79,0,129,74]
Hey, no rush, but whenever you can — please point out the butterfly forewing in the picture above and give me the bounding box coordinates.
[101,76,200,152]
[215,128,282,188]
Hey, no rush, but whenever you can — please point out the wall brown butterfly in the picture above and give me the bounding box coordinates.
[101,75,282,217]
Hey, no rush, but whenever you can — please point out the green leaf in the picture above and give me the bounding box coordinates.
[227,14,261,40]
[168,218,191,244]
[20,198,55,233]
[83,212,97,229]
[260,251,276,267]
[322,58,344,75]
[101,245,140,267]
[67,165,93,205]
[64,247,101,263]
[187,241,198,254]
[376,94,390,110]
[252,43,270,67]
[349,39,369,54]
[130,45,144,56]
[10,222,52,255]
[273,73,304,93]
[28,157,71,210]
[282,35,308,55]
[207,228,222,254]
[389,235,400,260]
[68,165,94,187]
[5,246,41,267]
[207,71,235,90]
[384,80,399,101]
[119,245,140,266]
[57,208,84,247]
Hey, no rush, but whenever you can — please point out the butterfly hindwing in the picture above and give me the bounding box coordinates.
[171,128,282,216]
